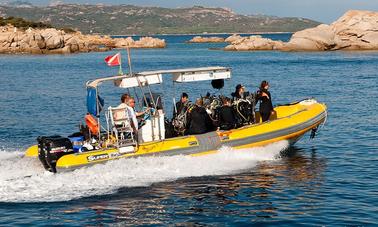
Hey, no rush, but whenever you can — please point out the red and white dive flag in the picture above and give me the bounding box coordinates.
[104,52,121,66]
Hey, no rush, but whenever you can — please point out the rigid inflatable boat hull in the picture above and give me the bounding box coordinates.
[25,99,327,172]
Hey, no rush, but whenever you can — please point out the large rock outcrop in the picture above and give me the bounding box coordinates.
[0,25,166,54]
[187,36,225,43]
[284,10,378,51]
[283,24,335,51]
[225,10,378,51]
[224,35,284,51]
[112,36,166,48]
[225,34,243,43]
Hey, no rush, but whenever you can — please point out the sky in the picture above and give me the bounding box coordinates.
[4,0,378,23]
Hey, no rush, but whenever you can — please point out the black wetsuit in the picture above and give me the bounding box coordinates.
[219,106,238,130]
[187,106,213,135]
[257,89,273,122]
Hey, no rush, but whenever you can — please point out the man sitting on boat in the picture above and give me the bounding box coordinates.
[187,98,214,135]
[113,93,137,132]
[114,94,130,123]
[108,93,138,146]
[113,94,148,131]
[126,96,152,130]
[219,97,238,130]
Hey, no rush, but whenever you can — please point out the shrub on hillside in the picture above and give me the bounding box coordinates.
[0,16,52,29]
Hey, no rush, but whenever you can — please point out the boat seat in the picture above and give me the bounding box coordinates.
[107,106,136,147]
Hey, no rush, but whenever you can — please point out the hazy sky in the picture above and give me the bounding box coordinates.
[6,0,378,23]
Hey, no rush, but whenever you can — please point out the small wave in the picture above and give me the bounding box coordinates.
[0,140,288,203]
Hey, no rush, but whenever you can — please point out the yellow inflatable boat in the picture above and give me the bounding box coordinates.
[25,67,327,172]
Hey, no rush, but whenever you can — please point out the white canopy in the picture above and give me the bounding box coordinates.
[115,74,163,88]
[86,66,231,88]
[138,66,231,83]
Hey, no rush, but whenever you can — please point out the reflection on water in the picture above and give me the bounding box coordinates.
[279,146,326,183]
[60,146,327,225]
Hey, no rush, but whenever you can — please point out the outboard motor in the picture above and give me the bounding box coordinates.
[37,135,74,173]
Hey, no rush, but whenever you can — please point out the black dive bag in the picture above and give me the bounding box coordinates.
[37,135,74,173]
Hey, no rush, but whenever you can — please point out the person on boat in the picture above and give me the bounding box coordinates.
[257,80,274,122]
[127,97,150,130]
[113,93,130,123]
[187,98,213,135]
[231,84,249,101]
[219,97,238,130]
[173,92,190,118]
[142,97,155,121]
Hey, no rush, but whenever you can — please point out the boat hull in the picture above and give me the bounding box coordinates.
[25,99,327,172]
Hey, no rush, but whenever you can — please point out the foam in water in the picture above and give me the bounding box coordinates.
[0,141,288,203]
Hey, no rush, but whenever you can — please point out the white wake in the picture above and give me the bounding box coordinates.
[0,141,288,203]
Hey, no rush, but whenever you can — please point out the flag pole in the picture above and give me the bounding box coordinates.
[126,47,148,110]
[126,47,133,76]
[118,52,123,75]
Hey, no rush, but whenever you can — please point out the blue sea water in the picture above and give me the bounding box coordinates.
[0,34,377,226]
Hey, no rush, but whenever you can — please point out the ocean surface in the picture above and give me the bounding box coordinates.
[0,34,377,226]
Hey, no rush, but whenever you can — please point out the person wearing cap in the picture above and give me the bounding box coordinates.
[231,84,248,101]
[173,92,190,118]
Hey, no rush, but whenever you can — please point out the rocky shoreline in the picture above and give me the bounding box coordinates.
[0,26,166,54]
[224,10,378,51]
[1,10,377,54]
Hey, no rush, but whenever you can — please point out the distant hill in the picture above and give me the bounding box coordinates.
[0,4,321,35]
[0,16,52,29]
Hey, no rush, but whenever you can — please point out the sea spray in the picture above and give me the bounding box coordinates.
[0,140,289,203]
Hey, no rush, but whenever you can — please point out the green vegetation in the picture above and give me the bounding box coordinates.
[0,16,77,33]
[0,16,52,29]
[0,4,321,35]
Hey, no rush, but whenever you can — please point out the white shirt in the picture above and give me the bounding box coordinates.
[126,105,138,130]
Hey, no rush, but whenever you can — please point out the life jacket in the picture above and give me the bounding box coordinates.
[85,113,99,135]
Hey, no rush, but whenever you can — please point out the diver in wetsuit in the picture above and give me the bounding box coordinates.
[187,98,213,135]
[231,84,249,101]
[257,80,274,122]
[173,92,189,118]
[219,97,238,130]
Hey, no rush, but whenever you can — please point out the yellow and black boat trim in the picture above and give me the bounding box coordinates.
[25,99,327,172]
